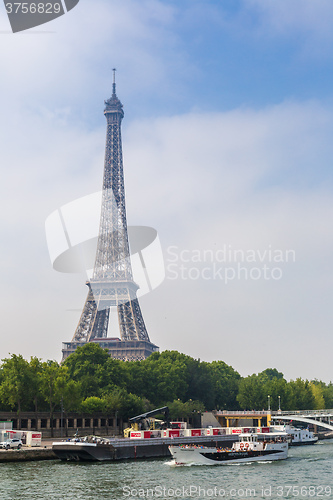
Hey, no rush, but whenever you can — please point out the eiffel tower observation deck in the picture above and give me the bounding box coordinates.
[62,71,158,361]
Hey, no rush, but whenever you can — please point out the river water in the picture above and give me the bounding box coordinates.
[0,440,332,500]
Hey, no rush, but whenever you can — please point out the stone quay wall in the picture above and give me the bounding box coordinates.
[0,411,121,438]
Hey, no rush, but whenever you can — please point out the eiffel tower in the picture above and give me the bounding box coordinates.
[62,71,158,361]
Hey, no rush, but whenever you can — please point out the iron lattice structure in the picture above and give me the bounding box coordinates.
[62,73,158,361]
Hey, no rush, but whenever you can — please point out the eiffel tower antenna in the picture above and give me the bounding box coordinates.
[112,68,116,95]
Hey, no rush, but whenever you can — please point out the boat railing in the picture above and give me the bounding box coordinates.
[77,434,237,448]
[271,409,333,417]
[214,410,271,416]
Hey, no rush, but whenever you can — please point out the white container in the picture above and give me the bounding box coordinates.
[26,432,42,447]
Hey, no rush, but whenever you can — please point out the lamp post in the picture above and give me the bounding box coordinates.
[278,396,281,413]
[267,395,271,412]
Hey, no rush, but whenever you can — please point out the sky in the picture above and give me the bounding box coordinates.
[0,0,333,386]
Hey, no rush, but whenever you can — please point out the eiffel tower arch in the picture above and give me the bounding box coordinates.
[62,71,159,361]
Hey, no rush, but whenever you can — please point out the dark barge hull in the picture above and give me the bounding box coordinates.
[52,435,237,462]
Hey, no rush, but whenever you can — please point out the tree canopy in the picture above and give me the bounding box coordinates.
[0,345,331,420]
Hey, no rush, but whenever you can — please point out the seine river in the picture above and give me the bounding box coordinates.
[0,440,332,500]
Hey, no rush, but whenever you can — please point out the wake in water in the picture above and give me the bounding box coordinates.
[166,459,263,467]
[166,460,203,467]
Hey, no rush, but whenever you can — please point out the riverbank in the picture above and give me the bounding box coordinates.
[0,439,57,462]
[0,448,57,462]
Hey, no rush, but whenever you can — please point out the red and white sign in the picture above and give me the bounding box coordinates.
[163,429,181,438]
[257,427,270,433]
[190,429,202,437]
[130,432,142,439]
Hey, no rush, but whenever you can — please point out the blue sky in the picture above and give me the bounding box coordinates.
[0,0,333,383]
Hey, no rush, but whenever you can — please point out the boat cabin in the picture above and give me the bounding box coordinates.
[233,432,288,452]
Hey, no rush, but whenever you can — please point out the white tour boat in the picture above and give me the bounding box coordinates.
[169,432,288,466]
[272,424,318,446]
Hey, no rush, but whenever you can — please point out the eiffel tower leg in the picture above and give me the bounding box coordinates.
[117,299,150,342]
[91,308,110,340]
[131,299,150,341]
[71,285,98,343]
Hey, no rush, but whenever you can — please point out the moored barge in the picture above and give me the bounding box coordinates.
[52,433,237,462]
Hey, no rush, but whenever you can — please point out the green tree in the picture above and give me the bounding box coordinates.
[128,351,189,406]
[0,354,33,426]
[265,377,291,411]
[168,399,189,420]
[287,379,315,410]
[55,365,82,413]
[184,359,215,409]
[104,356,128,391]
[40,360,63,437]
[167,399,205,423]
[0,364,10,411]
[54,366,82,437]
[208,360,241,410]
[29,357,44,426]
[261,368,284,381]
[322,382,333,408]
[237,373,268,409]
[81,396,105,413]
[104,388,146,420]
[310,381,325,409]
[63,343,110,398]
[236,370,294,411]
